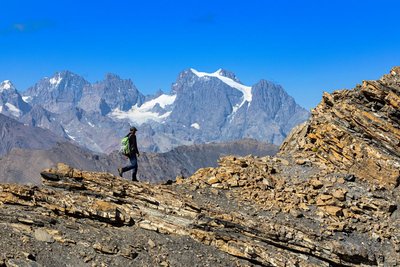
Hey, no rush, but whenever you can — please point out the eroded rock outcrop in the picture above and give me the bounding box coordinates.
[182,155,400,266]
[280,67,400,189]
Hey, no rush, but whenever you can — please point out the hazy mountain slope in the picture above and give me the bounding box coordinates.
[135,139,279,182]
[0,113,65,156]
[0,142,117,184]
[0,139,278,184]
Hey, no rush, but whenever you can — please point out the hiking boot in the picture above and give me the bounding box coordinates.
[132,178,138,182]
[118,168,123,177]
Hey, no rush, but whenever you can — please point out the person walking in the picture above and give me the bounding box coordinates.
[118,126,140,181]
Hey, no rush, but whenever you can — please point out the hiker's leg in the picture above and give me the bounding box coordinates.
[122,157,135,173]
[130,156,138,181]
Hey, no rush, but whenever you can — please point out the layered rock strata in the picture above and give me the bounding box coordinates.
[280,67,400,189]
[1,160,399,266]
[182,155,399,266]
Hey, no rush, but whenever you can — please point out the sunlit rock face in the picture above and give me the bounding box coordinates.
[280,67,400,189]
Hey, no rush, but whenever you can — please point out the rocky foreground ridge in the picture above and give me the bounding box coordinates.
[280,67,400,189]
[0,68,399,266]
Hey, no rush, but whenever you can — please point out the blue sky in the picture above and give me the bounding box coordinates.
[1,0,399,109]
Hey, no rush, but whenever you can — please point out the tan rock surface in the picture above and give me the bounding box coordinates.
[280,67,400,189]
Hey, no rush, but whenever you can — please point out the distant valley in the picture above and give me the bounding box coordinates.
[0,129,278,184]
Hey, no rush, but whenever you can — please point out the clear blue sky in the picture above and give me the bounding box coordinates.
[1,0,399,109]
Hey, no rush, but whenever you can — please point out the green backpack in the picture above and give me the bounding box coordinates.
[120,136,130,155]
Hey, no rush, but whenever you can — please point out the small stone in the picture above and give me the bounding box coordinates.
[22,252,36,261]
[344,174,355,182]
[295,159,307,165]
[207,176,220,185]
[337,177,345,184]
[290,209,303,218]
[371,232,381,242]
[148,239,156,248]
[93,242,118,254]
[309,179,323,189]
[34,229,54,243]
[327,222,346,231]
[175,176,185,184]
[316,194,334,206]
[299,202,310,211]
[332,188,347,201]
[120,248,138,259]
[210,188,219,195]
[321,206,343,217]
[189,185,198,191]
[319,194,332,201]
[84,256,93,263]
[278,158,290,166]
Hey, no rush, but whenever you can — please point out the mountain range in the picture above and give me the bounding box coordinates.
[0,68,309,153]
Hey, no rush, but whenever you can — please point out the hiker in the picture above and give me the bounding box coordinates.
[118,126,140,181]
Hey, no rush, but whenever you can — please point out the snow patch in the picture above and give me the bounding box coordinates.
[109,94,176,124]
[191,123,200,130]
[88,122,95,127]
[5,103,22,117]
[0,80,13,92]
[140,94,176,110]
[64,129,76,141]
[49,75,63,86]
[22,96,32,103]
[0,105,3,113]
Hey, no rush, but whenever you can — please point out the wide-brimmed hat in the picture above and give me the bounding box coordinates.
[130,126,137,132]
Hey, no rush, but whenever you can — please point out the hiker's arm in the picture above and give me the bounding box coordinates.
[129,134,139,156]
[135,137,140,156]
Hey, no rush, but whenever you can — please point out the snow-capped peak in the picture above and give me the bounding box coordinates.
[0,80,15,92]
[190,68,252,104]
[49,74,63,86]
